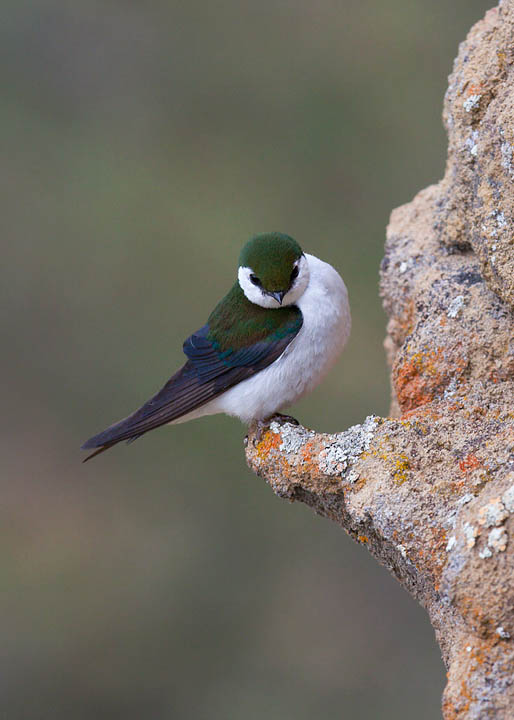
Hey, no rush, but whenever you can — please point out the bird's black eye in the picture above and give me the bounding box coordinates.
[250,274,262,287]
[290,265,299,282]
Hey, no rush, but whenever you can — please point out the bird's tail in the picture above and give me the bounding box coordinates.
[81,417,145,462]
[81,363,194,461]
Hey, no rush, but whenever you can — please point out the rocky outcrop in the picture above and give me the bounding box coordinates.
[437,2,514,308]
[245,3,514,717]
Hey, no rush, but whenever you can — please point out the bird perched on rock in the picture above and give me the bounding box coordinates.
[82,232,351,460]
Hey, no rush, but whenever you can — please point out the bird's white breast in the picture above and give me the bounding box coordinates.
[176,254,351,425]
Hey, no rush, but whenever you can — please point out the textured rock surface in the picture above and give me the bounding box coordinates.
[245,3,514,718]
[437,1,514,306]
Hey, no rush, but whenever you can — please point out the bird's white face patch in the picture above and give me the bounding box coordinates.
[238,254,310,308]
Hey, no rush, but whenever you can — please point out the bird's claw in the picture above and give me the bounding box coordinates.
[269,413,300,426]
[247,419,270,445]
[247,413,300,446]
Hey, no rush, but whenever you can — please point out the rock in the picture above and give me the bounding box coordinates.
[245,2,514,718]
[436,2,514,307]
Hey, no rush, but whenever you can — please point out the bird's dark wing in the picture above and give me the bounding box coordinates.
[81,298,302,461]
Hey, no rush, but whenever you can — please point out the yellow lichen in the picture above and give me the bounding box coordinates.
[393,454,411,485]
[255,429,281,461]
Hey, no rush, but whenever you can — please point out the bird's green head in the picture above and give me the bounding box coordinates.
[238,232,310,308]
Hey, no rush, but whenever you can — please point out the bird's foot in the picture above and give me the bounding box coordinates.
[246,419,271,445]
[245,413,300,447]
[269,413,300,426]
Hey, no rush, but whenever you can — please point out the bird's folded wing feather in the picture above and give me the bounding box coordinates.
[81,298,302,460]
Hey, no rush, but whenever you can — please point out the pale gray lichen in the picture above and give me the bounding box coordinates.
[502,481,514,513]
[501,140,514,179]
[478,498,509,527]
[447,295,466,318]
[397,544,408,559]
[464,522,478,549]
[463,93,481,112]
[444,377,459,400]
[346,470,360,484]
[269,421,314,455]
[318,415,379,477]
[318,445,348,476]
[465,129,479,157]
[496,626,511,640]
[446,535,457,552]
[457,493,474,506]
[496,211,507,228]
[488,526,508,553]
[479,547,493,559]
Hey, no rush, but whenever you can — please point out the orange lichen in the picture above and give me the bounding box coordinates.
[254,429,298,481]
[442,698,458,719]
[465,82,484,96]
[255,429,281,461]
[394,346,468,413]
[458,679,472,715]
[395,356,434,411]
[300,440,323,478]
[459,454,481,474]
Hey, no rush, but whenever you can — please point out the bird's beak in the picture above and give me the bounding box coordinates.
[269,291,285,305]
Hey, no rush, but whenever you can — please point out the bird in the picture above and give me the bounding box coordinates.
[82,232,351,461]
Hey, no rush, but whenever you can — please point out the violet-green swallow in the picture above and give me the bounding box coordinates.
[82,233,351,460]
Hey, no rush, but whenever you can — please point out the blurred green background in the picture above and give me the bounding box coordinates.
[1,1,491,718]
